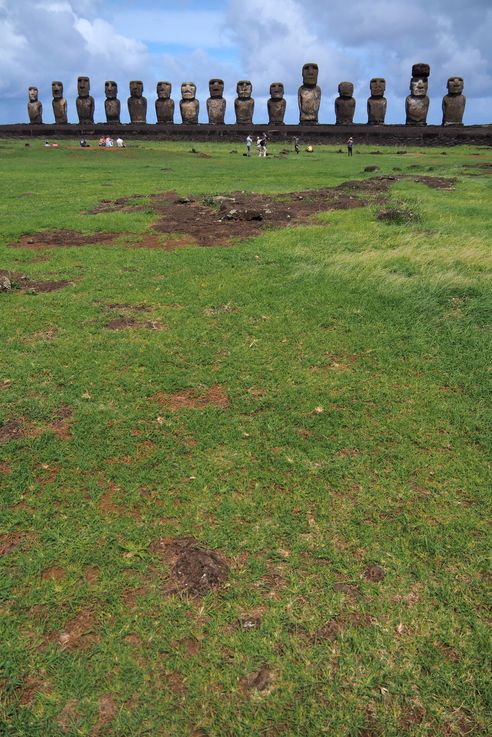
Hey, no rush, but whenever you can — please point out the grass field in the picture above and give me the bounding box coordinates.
[0,138,491,737]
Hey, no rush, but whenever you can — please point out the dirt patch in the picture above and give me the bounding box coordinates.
[0,463,12,474]
[91,695,117,737]
[0,268,73,293]
[121,586,150,610]
[362,564,386,582]
[50,405,73,440]
[0,419,25,443]
[151,384,229,411]
[105,316,164,330]
[84,566,100,584]
[11,230,116,249]
[333,581,361,600]
[104,302,151,312]
[42,566,66,581]
[149,536,230,596]
[0,532,25,557]
[240,663,271,692]
[57,699,80,733]
[58,608,100,650]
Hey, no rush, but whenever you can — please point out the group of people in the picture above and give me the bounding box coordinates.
[97,135,125,148]
[245,133,268,157]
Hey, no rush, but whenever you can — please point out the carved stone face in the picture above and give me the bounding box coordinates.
[410,77,428,97]
[52,81,63,99]
[181,82,196,100]
[447,77,464,95]
[105,81,117,99]
[270,82,284,99]
[302,63,319,86]
[78,76,90,97]
[338,82,354,97]
[28,86,38,102]
[370,78,386,97]
[157,81,172,99]
[237,80,252,99]
[129,81,143,98]
[209,79,224,98]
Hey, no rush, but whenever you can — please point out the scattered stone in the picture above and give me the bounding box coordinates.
[0,275,11,291]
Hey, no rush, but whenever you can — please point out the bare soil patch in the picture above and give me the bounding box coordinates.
[105,316,164,330]
[42,566,66,581]
[0,268,73,293]
[58,607,100,650]
[50,405,73,440]
[0,532,26,557]
[362,564,386,582]
[240,663,271,692]
[0,419,25,444]
[149,536,230,596]
[151,384,229,411]
[91,695,117,737]
[11,230,116,249]
[57,699,80,733]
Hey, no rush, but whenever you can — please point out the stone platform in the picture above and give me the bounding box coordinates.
[1,122,491,146]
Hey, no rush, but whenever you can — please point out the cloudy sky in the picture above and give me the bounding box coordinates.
[1,0,491,125]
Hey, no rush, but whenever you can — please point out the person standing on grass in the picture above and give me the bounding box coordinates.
[245,134,252,156]
[293,136,300,154]
[347,136,353,156]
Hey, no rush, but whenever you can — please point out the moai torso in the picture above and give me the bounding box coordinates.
[234,80,254,124]
[180,82,199,124]
[442,77,465,125]
[406,63,430,126]
[27,87,43,124]
[267,83,286,124]
[335,82,356,124]
[367,78,387,124]
[298,63,321,124]
[104,81,120,123]
[52,81,67,124]
[155,81,175,123]
[128,81,147,123]
[207,79,226,124]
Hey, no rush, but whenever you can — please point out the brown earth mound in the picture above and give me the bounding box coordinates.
[12,230,116,249]
[149,536,230,596]
[0,268,74,293]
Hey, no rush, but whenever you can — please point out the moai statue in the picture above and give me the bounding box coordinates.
[406,63,430,126]
[367,77,387,124]
[207,79,226,124]
[104,80,120,123]
[180,82,199,124]
[76,76,95,125]
[234,80,254,124]
[267,82,286,124]
[52,81,67,124]
[442,77,466,126]
[155,81,175,123]
[27,86,43,124]
[335,82,356,124]
[298,63,321,124]
[128,81,147,123]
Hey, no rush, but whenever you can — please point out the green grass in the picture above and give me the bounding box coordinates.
[0,139,491,736]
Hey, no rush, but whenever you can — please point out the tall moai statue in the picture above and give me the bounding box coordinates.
[180,82,199,124]
[442,77,466,126]
[335,82,356,124]
[406,63,430,126]
[367,78,387,124]
[234,80,254,124]
[207,79,226,124]
[76,76,95,125]
[27,86,43,124]
[298,63,321,124]
[52,81,67,124]
[128,80,147,123]
[105,80,120,123]
[268,82,286,124]
[155,81,175,123]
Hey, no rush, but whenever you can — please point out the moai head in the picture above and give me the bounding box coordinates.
[270,82,284,99]
[181,82,196,100]
[447,76,464,95]
[237,80,252,99]
[370,78,386,97]
[129,80,144,98]
[410,77,428,97]
[77,76,90,97]
[52,81,64,99]
[28,86,39,102]
[105,80,118,99]
[338,81,354,98]
[302,63,319,86]
[157,81,172,99]
[209,79,224,98]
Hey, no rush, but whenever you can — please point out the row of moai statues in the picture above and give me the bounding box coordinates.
[27,64,466,127]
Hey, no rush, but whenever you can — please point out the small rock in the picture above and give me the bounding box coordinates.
[0,276,11,292]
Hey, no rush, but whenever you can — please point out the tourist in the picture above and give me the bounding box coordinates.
[116,137,125,148]
[347,136,353,156]
[105,136,113,148]
[245,134,252,156]
[79,137,89,147]
[293,136,300,154]
[98,136,106,147]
